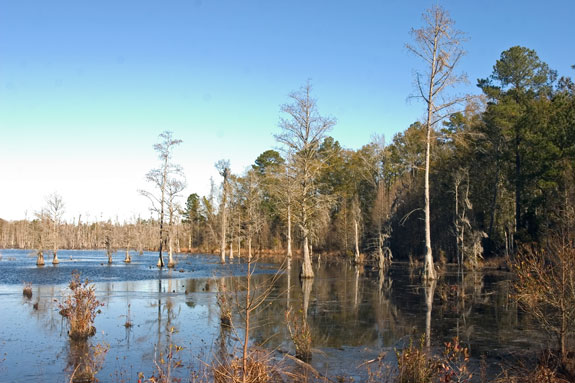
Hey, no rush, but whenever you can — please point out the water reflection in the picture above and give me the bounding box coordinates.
[424,279,436,348]
[0,251,552,382]
[66,339,107,383]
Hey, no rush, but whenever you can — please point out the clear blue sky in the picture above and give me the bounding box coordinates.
[0,0,573,222]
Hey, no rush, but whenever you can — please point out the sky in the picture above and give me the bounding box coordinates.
[0,0,573,222]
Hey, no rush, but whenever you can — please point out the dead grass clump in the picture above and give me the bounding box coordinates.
[285,308,312,363]
[395,337,439,383]
[23,282,33,299]
[213,350,277,383]
[388,336,473,383]
[59,273,103,340]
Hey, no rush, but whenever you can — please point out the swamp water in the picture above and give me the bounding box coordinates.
[0,249,547,382]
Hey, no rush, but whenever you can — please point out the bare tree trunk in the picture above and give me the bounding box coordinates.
[237,216,241,259]
[158,164,167,268]
[167,235,175,268]
[301,234,314,278]
[124,248,131,263]
[158,223,165,267]
[354,219,360,264]
[301,278,313,320]
[423,112,435,280]
[455,176,460,267]
[287,201,292,259]
[52,221,59,265]
[286,257,291,306]
[353,266,360,308]
[36,250,45,266]
[220,198,227,264]
[407,6,466,280]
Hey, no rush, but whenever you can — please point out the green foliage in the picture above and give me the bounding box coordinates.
[252,150,284,175]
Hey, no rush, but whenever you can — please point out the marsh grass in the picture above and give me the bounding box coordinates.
[395,337,439,383]
[213,349,278,383]
[60,273,103,340]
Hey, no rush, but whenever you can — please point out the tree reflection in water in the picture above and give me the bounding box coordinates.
[66,339,108,383]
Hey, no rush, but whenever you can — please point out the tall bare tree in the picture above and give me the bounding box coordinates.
[140,131,184,268]
[216,159,231,264]
[166,177,186,267]
[406,6,467,280]
[45,192,65,264]
[275,81,335,278]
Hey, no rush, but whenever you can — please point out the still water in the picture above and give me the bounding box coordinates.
[0,249,545,382]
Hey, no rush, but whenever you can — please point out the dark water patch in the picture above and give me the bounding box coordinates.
[0,249,276,285]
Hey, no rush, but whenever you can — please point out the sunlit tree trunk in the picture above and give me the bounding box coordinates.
[354,219,360,264]
[217,160,231,264]
[286,200,292,259]
[124,248,131,263]
[36,250,45,266]
[407,6,466,280]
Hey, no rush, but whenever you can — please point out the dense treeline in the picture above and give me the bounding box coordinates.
[1,47,573,267]
[0,215,181,255]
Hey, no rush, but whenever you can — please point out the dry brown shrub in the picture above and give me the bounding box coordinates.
[213,349,278,383]
[59,273,103,340]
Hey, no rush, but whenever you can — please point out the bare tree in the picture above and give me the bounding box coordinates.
[166,177,186,267]
[406,6,468,280]
[240,170,264,260]
[140,131,184,268]
[275,81,335,278]
[45,192,65,264]
[514,238,575,362]
[216,160,231,264]
[34,209,48,266]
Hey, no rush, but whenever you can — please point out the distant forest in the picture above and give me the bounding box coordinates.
[1,46,574,267]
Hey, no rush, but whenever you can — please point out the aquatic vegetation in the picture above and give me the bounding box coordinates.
[212,349,277,383]
[59,273,103,340]
[395,336,439,383]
